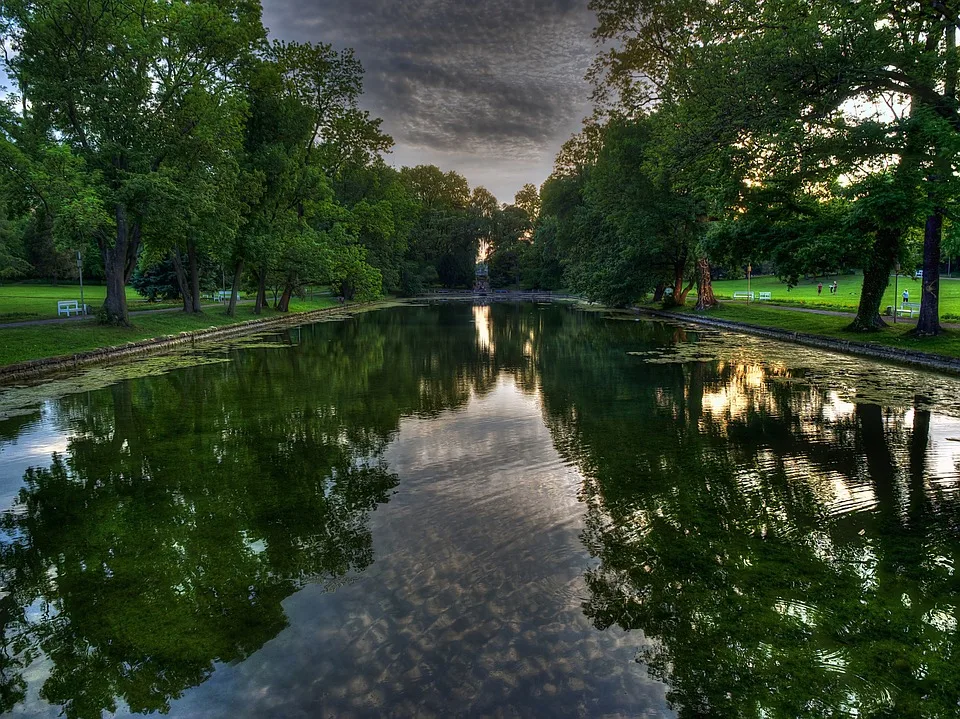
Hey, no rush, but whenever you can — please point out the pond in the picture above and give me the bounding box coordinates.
[0,302,959,718]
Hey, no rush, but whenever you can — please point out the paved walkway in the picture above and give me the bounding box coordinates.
[0,301,247,328]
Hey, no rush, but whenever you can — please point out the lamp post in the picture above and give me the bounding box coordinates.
[747,263,752,301]
[76,251,85,315]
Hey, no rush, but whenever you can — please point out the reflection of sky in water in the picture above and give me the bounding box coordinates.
[1,306,959,718]
[127,377,671,718]
[0,403,69,511]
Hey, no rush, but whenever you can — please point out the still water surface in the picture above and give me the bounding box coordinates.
[0,303,959,718]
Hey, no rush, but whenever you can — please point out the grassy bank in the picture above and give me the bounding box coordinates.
[0,283,183,322]
[670,302,960,359]
[0,298,339,367]
[0,282,336,323]
[709,273,960,320]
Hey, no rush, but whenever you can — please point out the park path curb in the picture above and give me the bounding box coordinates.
[640,309,960,376]
[0,303,373,384]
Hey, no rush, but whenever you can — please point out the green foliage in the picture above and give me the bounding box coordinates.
[523,216,564,290]
[0,0,265,323]
[326,241,383,301]
[536,116,705,306]
[586,0,960,329]
[399,165,479,289]
[130,260,182,302]
[513,183,541,219]
[0,0,517,311]
[0,207,30,281]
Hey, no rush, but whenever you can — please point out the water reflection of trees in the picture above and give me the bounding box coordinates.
[0,304,533,718]
[2,304,959,718]
[533,316,960,718]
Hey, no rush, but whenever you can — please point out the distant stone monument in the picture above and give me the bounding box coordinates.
[475,262,490,293]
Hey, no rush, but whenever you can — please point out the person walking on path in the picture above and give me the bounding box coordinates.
[817,282,823,295]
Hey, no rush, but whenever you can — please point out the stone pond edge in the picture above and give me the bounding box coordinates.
[4,297,959,384]
[640,308,960,376]
[0,302,387,384]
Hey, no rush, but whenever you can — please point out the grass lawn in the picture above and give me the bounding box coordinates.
[673,302,960,359]
[708,273,960,320]
[0,281,340,324]
[0,282,192,322]
[0,296,339,367]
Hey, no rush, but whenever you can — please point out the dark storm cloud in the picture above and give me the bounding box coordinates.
[261,0,597,200]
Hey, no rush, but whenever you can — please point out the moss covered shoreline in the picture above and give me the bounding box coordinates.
[0,302,392,383]
[641,308,960,376]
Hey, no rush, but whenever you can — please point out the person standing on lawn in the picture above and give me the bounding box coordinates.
[817,282,823,295]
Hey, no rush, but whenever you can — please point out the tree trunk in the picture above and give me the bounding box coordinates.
[187,238,202,313]
[672,263,685,300]
[915,210,943,336]
[675,277,695,306]
[123,223,141,286]
[101,249,129,325]
[99,205,140,326]
[652,282,666,303]
[914,20,953,337]
[170,248,192,312]
[848,227,898,332]
[226,259,243,317]
[693,257,719,311]
[277,282,293,312]
[254,266,267,315]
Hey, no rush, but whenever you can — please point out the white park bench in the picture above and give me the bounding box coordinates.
[215,290,236,302]
[758,291,772,301]
[57,300,84,317]
[897,302,921,318]
[733,291,754,301]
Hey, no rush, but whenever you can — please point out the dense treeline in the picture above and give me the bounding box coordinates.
[0,0,538,324]
[7,0,960,337]
[517,0,960,336]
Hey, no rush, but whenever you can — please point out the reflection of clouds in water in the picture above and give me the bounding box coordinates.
[166,376,673,718]
[0,421,70,511]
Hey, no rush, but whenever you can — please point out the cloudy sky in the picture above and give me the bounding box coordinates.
[261,0,598,203]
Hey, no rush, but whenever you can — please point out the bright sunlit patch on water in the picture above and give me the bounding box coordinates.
[473,303,493,352]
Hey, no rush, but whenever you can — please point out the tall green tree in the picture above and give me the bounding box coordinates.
[589,0,960,334]
[229,42,391,315]
[1,0,264,324]
[400,165,477,289]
